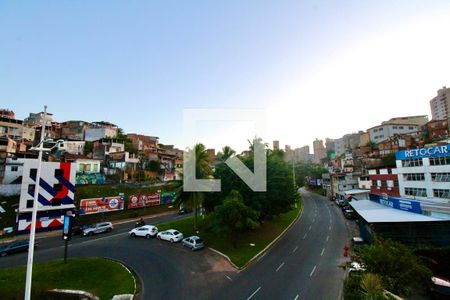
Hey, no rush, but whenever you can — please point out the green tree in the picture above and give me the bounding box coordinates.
[216,145,236,162]
[212,190,259,247]
[360,273,384,300]
[147,160,160,172]
[358,239,432,295]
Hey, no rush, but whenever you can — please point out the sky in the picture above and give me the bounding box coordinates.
[1,1,450,152]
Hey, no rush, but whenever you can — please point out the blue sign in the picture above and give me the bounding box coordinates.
[396,144,450,160]
[369,194,423,214]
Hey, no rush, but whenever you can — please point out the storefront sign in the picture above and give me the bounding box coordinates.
[369,194,423,214]
[396,144,450,160]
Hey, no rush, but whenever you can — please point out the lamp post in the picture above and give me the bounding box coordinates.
[24,106,47,300]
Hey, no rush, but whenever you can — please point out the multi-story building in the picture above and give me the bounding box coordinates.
[368,115,428,144]
[60,120,91,141]
[93,139,124,160]
[377,134,416,156]
[273,140,279,151]
[430,86,450,120]
[313,139,326,163]
[84,122,118,142]
[0,117,35,141]
[424,119,449,141]
[368,167,400,197]
[396,144,450,203]
[322,172,361,198]
[127,134,159,155]
[24,111,55,127]
[17,159,76,233]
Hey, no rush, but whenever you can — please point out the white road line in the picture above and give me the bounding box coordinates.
[321,248,325,256]
[328,225,331,231]
[225,275,233,281]
[276,262,285,272]
[292,246,298,253]
[310,265,317,277]
[294,294,299,300]
[256,252,267,262]
[308,225,312,231]
[303,233,307,239]
[312,219,315,223]
[247,286,261,300]
[326,236,329,242]
[79,232,126,244]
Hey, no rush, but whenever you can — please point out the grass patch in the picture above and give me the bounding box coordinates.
[158,200,303,268]
[0,258,135,300]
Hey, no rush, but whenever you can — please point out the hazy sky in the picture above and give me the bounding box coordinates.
[1,1,449,152]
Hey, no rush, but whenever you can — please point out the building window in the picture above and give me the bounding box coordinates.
[431,173,450,182]
[433,189,450,199]
[409,126,414,130]
[405,187,427,197]
[399,126,404,129]
[393,126,398,129]
[387,169,392,174]
[30,168,37,178]
[93,164,99,172]
[372,180,377,187]
[403,173,425,181]
[11,166,18,172]
[26,199,34,208]
[386,180,394,188]
[55,169,64,177]
[28,184,35,195]
[402,158,423,167]
[429,156,450,166]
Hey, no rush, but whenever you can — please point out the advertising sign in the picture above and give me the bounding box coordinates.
[369,194,423,214]
[161,191,177,204]
[396,144,449,160]
[128,193,161,209]
[78,194,125,215]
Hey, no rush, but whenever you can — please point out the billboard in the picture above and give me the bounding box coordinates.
[128,193,161,209]
[369,194,423,214]
[396,144,449,160]
[78,194,125,215]
[161,191,177,204]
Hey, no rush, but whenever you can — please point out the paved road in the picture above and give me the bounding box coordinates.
[213,188,350,300]
[0,189,350,299]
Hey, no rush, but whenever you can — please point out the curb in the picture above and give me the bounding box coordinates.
[103,257,142,300]
[209,199,304,272]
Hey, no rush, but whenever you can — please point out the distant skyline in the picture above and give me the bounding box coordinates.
[1,1,450,152]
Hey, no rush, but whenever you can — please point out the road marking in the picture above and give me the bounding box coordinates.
[312,219,315,223]
[326,235,329,242]
[310,265,317,277]
[256,252,267,262]
[328,225,331,231]
[247,286,261,300]
[294,294,299,300]
[303,233,307,239]
[308,225,312,231]
[276,262,285,272]
[225,275,233,281]
[79,232,126,245]
[321,248,325,256]
[292,246,298,253]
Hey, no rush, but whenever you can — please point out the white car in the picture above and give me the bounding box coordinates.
[82,222,113,236]
[129,225,158,239]
[157,229,183,243]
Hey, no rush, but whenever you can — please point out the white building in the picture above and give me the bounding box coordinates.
[395,144,450,203]
[84,122,118,142]
[368,115,428,144]
[430,86,450,120]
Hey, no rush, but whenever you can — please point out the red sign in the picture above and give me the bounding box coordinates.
[79,195,124,215]
[128,193,160,209]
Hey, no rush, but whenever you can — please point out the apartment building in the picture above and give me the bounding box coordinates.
[0,117,35,141]
[313,139,326,163]
[60,120,91,140]
[368,167,400,197]
[85,121,118,142]
[368,115,428,144]
[430,86,450,120]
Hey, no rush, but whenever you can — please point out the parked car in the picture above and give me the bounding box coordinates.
[348,261,366,273]
[352,236,365,246]
[182,235,204,251]
[129,225,158,238]
[82,222,113,236]
[344,209,356,219]
[157,229,183,243]
[0,239,37,257]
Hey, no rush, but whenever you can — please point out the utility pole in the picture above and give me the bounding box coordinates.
[25,106,47,300]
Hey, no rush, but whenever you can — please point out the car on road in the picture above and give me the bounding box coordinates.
[129,225,158,238]
[157,229,183,243]
[178,207,191,215]
[182,235,204,251]
[343,209,356,219]
[0,239,37,257]
[82,222,114,236]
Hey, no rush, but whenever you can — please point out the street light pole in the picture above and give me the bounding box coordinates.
[24,105,47,300]
[292,157,297,208]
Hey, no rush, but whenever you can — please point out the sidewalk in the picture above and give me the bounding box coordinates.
[0,210,177,243]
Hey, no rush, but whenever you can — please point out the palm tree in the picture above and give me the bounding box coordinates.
[217,145,236,162]
[360,273,384,300]
[177,143,211,231]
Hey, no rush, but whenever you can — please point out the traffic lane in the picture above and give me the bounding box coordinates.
[254,191,338,300]
[213,190,319,300]
[301,192,348,300]
[25,212,188,252]
[0,229,233,300]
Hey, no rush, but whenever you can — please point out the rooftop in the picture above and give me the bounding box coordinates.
[350,200,449,223]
